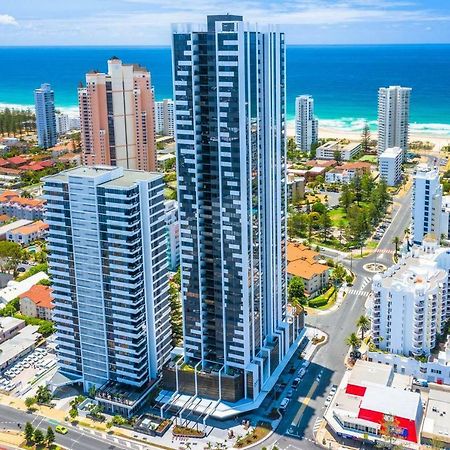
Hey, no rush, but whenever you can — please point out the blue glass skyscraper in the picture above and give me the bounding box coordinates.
[34,83,57,148]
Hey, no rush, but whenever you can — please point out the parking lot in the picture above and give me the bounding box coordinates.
[373,217,392,240]
[0,346,56,396]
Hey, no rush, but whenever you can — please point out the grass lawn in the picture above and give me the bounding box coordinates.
[235,423,272,448]
[358,155,377,163]
[329,207,347,226]
[365,240,378,250]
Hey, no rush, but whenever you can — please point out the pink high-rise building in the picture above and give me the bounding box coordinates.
[78,58,156,171]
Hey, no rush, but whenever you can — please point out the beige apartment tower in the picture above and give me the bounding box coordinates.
[78,58,156,171]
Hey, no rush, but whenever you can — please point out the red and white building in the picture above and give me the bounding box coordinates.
[325,360,423,447]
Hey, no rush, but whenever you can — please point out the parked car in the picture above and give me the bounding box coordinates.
[55,425,68,435]
[298,368,306,379]
[292,377,301,388]
[279,398,290,410]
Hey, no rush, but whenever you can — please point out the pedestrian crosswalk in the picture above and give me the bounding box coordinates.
[347,288,371,298]
[374,248,395,254]
[312,417,323,435]
[360,276,371,290]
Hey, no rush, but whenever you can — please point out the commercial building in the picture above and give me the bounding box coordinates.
[0,317,26,344]
[411,164,442,245]
[34,83,57,149]
[287,242,330,296]
[164,200,180,271]
[371,239,450,358]
[19,284,53,321]
[325,360,422,446]
[6,220,49,244]
[377,85,411,157]
[295,95,318,152]
[78,58,156,171]
[44,166,172,416]
[287,174,305,203]
[421,386,450,447]
[316,140,361,161]
[155,99,174,137]
[379,146,403,186]
[168,14,304,410]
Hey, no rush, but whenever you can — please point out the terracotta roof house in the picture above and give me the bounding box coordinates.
[6,220,49,245]
[287,242,330,296]
[19,285,53,320]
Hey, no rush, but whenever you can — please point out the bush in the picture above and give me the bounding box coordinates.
[16,263,48,281]
[308,297,328,308]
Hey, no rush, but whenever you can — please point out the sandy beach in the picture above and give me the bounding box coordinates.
[286,121,450,149]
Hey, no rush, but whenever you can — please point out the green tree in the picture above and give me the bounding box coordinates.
[33,428,45,446]
[69,407,78,420]
[361,121,371,153]
[46,426,55,446]
[339,184,354,210]
[24,422,34,443]
[392,236,401,258]
[356,315,371,340]
[36,385,52,404]
[287,212,308,238]
[0,241,24,276]
[288,277,306,304]
[319,211,332,241]
[25,396,36,410]
[345,332,361,351]
[333,150,342,165]
[331,264,346,285]
[88,385,97,398]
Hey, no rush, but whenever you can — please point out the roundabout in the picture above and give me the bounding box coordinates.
[363,262,387,273]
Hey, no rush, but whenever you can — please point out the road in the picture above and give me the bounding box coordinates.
[0,404,158,450]
[265,184,413,450]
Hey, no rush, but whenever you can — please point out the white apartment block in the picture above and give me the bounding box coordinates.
[412,164,442,245]
[378,85,411,157]
[155,99,174,137]
[371,240,450,358]
[295,95,318,152]
[441,195,450,241]
[316,140,361,161]
[56,113,70,135]
[164,200,180,271]
[44,166,172,413]
[379,146,403,186]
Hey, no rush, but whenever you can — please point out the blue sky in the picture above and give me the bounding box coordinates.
[1,0,450,45]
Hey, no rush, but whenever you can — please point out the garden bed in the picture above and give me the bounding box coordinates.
[234,422,272,448]
[172,425,205,438]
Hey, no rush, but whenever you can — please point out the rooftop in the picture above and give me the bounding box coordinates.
[0,316,24,334]
[360,385,420,420]
[0,272,49,305]
[0,219,33,236]
[380,146,403,158]
[0,324,41,367]
[19,284,53,310]
[348,360,393,388]
[318,140,361,151]
[422,387,450,444]
[287,242,329,280]
[9,220,48,236]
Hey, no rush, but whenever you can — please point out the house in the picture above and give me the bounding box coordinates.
[287,242,330,296]
[0,219,32,240]
[316,140,362,161]
[7,156,29,168]
[0,272,49,306]
[7,220,49,244]
[19,284,53,320]
[58,153,81,166]
[325,162,372,184]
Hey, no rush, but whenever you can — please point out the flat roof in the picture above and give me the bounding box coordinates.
[0,316,24,333]
[348,360,393,388]
[422,388,450,443]
[0,219,32,236]
[360,385,420,420]
[0,272,49,305]
[45,166,162,188]
[0,325,40,366]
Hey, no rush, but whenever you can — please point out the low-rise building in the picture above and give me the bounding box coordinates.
[0,317,26,344]
[379,146,403,186]
[0,323,41,372]
[325,162,371,184]
[6,220,49,244]
[325,360,422,446]
[0,190,45,220]
[287,174,305,202]
[0,219,32,240]
[0,272,49,306]
[421,386,450,447]
[287,242,330,296]
[19,284,53,321]
[368,336,450,385]
[316,140,361,161]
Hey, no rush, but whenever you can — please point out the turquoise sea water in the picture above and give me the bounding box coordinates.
[1,45,450,135]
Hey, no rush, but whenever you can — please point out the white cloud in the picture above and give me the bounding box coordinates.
[0,14,18,26]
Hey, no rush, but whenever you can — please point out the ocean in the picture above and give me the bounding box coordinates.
[1,45,450,136]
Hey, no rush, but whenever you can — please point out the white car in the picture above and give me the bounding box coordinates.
[280,398,290,410]
[298,368,306,379]
[23,363,31,369]
[324,394,333,407]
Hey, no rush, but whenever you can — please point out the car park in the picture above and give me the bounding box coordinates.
[298,368,306,379]
[286,388,294,399]
[279,398,290,410]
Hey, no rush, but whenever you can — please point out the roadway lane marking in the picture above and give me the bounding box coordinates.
[312,417,323,434]
[347,289,370,297]
[291,379,319,428]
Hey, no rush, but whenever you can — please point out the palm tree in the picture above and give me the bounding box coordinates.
[356,315,371,340]
[392,236,401,258]
[345,332,361,351]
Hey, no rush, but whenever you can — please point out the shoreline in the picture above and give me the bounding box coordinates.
[1,103,450,144]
